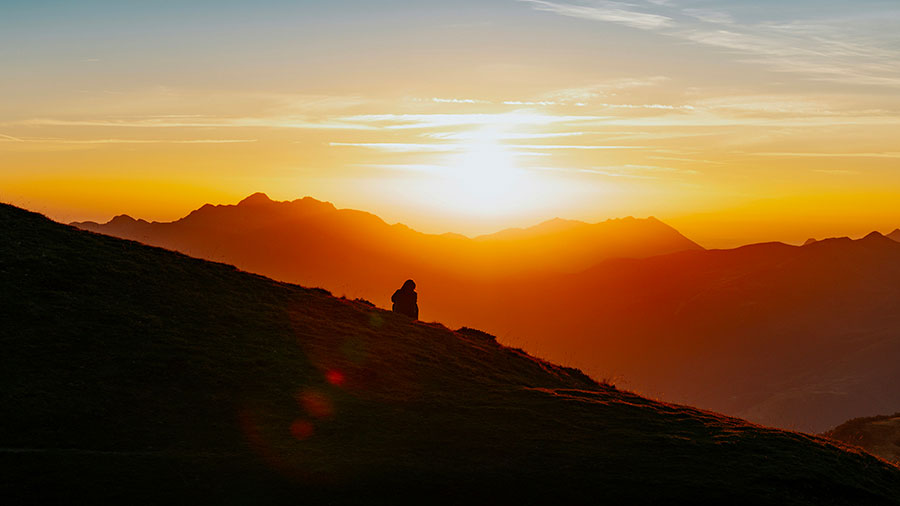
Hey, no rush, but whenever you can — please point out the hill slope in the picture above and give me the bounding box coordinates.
[826,413,900,465]
[4,203,900,504]
[458,235,900,433]
[71,196,900,434]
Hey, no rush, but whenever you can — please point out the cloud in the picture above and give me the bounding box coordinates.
[0,135,256,144]
[329,141,642,152]
[336,112,609,130]
[533,163,697,179]
[424,131,587,140]
[355,163,447,173]
[502,100,559,106]
[522,1,900,88]
[598,103,695,110]
[520,0,673,30]
[754,151,900,159]
[648,155,725,165]
[513,144,643,150]
[593,163,699,175]
[16,116,379,130]
[430,97,492,104]
[328,142,462,152]
[682,9,733,25]
[541,76,671,103]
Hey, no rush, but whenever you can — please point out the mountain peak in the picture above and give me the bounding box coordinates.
[108,214,137,225]
[861,231,888,242]
[888,229,900,243]
[237,192,273,206]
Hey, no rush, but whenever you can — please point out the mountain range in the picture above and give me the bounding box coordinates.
[5,202,900,503]
[74,194,900,433]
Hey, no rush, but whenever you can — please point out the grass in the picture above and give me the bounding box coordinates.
[826,413,900,465]
[2,202,900,505]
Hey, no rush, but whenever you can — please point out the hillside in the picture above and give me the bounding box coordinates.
[459,234,900,433]
[826,413,900,465]
[3,202,899,504]
[73,195,900,434]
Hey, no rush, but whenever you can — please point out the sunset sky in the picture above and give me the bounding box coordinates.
[2,0,899,247]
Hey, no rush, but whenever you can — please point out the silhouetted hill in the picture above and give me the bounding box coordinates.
[826,413,900,465]
[72,192,702,286]
[71,196,900,434]
[888,229,900,242]
[4,202,900,504]
[462,233,900,433]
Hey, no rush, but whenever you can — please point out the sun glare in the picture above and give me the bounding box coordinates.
[441,130,526,215]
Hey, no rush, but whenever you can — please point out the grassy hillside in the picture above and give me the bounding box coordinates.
[3,202,900,505]
[71,195,900,434]
[448,236,900,433]
[826,413,900,465]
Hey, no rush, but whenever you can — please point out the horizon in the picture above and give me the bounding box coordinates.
[66,190,900,248]
[3,1,900,248]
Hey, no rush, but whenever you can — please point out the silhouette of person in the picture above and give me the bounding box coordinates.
[391,279,419,319]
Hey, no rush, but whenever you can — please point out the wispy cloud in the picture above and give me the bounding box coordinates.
[355,163,446,173]
[17,116,378,130]
[329,141,641,152]
[514,144,643,150]
[754,151,900,159]
[336,112,609,130]
[533,163,697,179]
[648,155,725,165]
[522,1,900,87]
[328,142,461,152]
[0,135,256,144]
[430,97,491,104]
[682,8,733,25]
[592,163,699,176]
[520,0,673,30]
[541,76,671,103]
[598,103,694,110]
[424,131,587,140]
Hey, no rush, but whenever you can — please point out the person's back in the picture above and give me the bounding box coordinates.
[391,279,418,319]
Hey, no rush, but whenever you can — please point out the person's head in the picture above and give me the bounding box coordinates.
[402,279,416,291]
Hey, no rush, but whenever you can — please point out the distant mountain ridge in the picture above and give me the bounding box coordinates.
[6,202,900,503]
[72,192,703,303]
[73,193,703,278]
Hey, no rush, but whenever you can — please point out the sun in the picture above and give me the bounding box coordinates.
[441,130,526,216]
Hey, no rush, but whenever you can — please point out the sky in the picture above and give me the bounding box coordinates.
[2,0,900,247]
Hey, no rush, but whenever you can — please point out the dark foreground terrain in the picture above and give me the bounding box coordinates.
[3,203,899,504]
[74,194,900,433]
[827,413,900,465]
